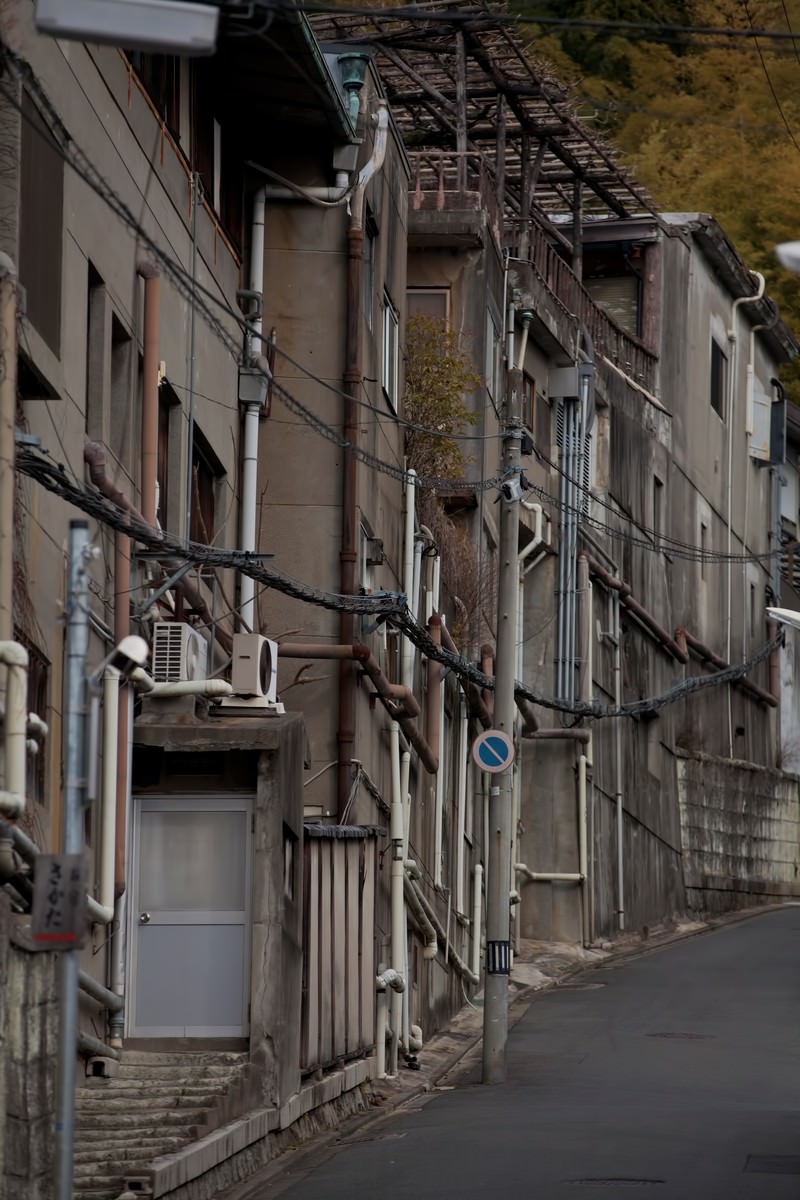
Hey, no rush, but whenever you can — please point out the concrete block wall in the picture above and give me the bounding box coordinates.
[0,895,59,1200]
[677,751,800,911]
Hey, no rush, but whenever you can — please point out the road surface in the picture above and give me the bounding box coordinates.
[250,907,800,1199]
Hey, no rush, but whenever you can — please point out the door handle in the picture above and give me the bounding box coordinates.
[139,912,151,924]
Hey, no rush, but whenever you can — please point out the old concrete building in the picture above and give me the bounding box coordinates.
[1,2,800,1199]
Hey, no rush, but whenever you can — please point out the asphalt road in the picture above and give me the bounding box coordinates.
[258,907,800,1199]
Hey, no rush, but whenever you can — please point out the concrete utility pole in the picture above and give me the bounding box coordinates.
[482,364,523,1084]
[0,256,18,643]
[56,520,91,1200]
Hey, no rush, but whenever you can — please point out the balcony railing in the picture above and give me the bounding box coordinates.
[409,151,500,237]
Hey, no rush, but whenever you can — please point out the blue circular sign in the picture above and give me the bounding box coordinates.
[472,729,515,774]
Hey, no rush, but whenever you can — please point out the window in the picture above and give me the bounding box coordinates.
[700,520,708,582]
[157,382,179,531]
[126,52,181,139]
[15,632,49,806]
[653,475,664,549]
[363,211,377,331]
[407,288,449,324]
[485,311,502,401]
[19,91,64,356]
[110,315,133,463]
[190,426,225,546]
[382,293,399,409]
[522,373,535,433]
[710,338,727,418]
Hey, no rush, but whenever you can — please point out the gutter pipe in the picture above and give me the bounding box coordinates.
[338,101,390,816]
[239,188,267,632]
[0,641,28,819]
[471,862,483,981]
[389,721,406,1074]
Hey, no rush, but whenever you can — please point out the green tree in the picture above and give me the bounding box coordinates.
[403,315,481,483]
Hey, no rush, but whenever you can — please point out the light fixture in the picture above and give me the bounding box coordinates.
[775,241,800,273]
[35,0,219,55]
[766,605,800,631]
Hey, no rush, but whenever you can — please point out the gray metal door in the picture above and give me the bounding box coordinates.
[129,794,252,1038]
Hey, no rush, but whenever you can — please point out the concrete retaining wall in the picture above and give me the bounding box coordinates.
[0,895,59,1200]
[677,751,800,912]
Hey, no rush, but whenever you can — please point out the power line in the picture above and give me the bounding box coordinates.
[743,0,800,155]
[17,443,783,722]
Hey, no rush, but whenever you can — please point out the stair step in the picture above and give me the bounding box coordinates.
[115,1064,243,1082]
[75,1110,204,1133]
[78,1079,232,1097]
[120,1050,247,1066]
[74,1138,187,1163]
[75,1092,218,1114]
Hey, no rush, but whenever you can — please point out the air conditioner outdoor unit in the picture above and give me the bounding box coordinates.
[230,634,278,702]
[151,621,208,683]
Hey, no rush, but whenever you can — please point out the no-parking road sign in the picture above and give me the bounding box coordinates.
[471,729,515,774]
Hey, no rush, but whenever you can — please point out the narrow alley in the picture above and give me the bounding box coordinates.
[237,909,800,1200]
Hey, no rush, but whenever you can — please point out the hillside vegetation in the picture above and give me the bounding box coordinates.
[527,0,800,383]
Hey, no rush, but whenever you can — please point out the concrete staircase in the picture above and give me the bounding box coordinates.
[73,1050,249,1200]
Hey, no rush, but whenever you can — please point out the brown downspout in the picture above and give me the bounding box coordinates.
[440,621,491,728]
[480,643,495,720]
[338,223,363,816]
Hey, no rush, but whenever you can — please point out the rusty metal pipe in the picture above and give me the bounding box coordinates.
[480,642,495,719]
[585,555,689,664]
[524,727,591,743]
[440,620,491,727]
[280,642,421,718]
[679,627,778,708]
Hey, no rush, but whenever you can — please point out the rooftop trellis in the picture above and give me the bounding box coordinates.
[312,1,663,241]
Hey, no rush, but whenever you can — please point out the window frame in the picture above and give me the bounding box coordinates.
[710,337,727,419]
[382,292,400,410]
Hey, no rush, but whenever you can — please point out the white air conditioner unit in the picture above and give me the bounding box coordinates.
[230,634,278,702]
[151,621,208,683]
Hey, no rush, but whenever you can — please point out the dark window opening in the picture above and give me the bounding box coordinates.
[110,315,133,462]
[190,425,225,548]
[86,262,106,439]
[20,91,64,356]
[126,52,181,141]
[157,381,179,532]
[15,632,49,806]
[583,243,643,338]
[710,339,727,418]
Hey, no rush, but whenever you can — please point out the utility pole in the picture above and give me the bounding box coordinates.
[482,363,523,1084]
[56,520,91,1200]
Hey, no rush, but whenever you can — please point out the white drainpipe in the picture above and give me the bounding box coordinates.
[375,968,405,1080]
[389,721,406,1075]
[131,669,233,699]
[0,641,28,819]
[93,667,121,925]
[471,862,483,981]
[239,187,267,632]
[455,696,468,914]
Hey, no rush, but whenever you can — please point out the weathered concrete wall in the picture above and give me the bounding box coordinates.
[677,751,800,911]
[0,895,58,1200]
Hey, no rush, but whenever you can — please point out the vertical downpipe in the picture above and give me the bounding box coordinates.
[56,521,91,1200]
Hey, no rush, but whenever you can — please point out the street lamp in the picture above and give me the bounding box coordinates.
[766,606,800,631]
[35,0,220,55]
